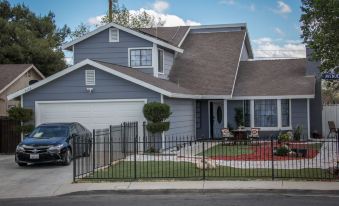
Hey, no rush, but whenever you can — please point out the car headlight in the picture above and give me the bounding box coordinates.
[16,145,25,153]
[48,144,64,153]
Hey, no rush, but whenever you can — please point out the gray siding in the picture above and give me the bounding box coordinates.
[158,49,174,80]
[291,99,309,139]
[74,27,154,75]
[227,100,243,129]
[164,97,195,138]
[23,65,161,111]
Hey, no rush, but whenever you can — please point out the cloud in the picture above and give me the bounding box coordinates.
[249,4,256,11]
[88,8,201,27]
[253,37,305,59]
[152,0,169,13]
[219,0,236,5]
[274,1,292,14]
[274,27,285,36]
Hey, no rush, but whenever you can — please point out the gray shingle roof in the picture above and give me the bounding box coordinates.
[169,31,246,96]
[93,60,196,95]
[0,64,33,92]
[233,59,315,97]
[138,26,190,47]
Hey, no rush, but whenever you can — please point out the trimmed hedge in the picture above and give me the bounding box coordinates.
[143,102,171,134]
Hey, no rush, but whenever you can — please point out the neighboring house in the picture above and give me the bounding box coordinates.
[7,22,322,147]
[0,64,44,116]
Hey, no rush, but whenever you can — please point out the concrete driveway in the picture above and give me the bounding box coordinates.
[0,155,73,199]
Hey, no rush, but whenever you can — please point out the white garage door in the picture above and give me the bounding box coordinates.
[35,99,146,133]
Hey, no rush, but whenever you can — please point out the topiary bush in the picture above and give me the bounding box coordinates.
[143,102,171,134]
[275,145,290,156]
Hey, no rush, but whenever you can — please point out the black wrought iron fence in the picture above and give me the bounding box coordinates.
[74,128,339,182]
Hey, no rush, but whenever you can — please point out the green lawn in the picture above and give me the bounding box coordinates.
[81,161,333,181]
[198,144,254,157]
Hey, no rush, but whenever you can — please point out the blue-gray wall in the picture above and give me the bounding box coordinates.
[74,27,153,75]
[164,97,195,138]
[158,47,174,80]
[23,65,161,112]
[291,99,309,139]
[196,100,209,138]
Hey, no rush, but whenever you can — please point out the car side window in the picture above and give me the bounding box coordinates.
[76,124,84,133]
[70,125,77,137]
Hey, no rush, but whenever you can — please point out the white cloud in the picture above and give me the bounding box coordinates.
[253,37,305,59]
[152,0,169,13]
[88,8,201,27]
[274,27,285,36]
[219,0,236,5]
[274,1,292,14]
[64,57,73,65]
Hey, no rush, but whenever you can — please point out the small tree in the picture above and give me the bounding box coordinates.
[143,102,171,134]
[234,108,244,128]
[8,107,34,134]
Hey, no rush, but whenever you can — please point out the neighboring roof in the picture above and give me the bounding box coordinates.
[232,59,315,98]
[0,64,45,94]
[8,59,202,100]
[62,22,183,53]
[169,31,246,96]
[137,26,190,47]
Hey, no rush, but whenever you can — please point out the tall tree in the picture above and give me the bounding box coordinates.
[300,0,339,72]
[70,22,91,40]
[0,0,70,76]
[100,0,164,28]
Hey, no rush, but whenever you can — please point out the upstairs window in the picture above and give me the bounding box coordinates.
[158,49,164,74]
[129,49,152,67]
[85,70,95,86]
[109,28,119,42]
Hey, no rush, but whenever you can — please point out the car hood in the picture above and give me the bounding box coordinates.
[21,137,66,146]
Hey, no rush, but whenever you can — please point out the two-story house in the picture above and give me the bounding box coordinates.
[7,22,322,147]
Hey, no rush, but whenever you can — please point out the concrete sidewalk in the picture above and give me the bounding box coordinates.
[53,180,339,197]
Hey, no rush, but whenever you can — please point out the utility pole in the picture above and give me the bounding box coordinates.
[108,0,113,23]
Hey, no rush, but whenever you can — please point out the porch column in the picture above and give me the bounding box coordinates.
[223,99,228,128]
[250,100,255,128]
[307,98,310,139]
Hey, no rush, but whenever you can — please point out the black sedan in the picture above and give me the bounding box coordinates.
[15,122,92,166]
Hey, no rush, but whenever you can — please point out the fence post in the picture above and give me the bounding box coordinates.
[92,129,96,172]
[73,134,76,183]
[202,140,206,180]
[271,135,275,180]
[134,135,137,179]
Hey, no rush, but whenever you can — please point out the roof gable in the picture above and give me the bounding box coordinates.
[62,22,183,53]
[0,64,45,94]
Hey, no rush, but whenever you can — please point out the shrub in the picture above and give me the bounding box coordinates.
[143,102,171,134]
[275,145,290,156]
[293,125,303,141]
[278,133,291,142]
[234,107,244,127]
[8,107,34,134]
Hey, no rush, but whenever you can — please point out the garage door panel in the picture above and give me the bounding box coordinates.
[36,100,145,132]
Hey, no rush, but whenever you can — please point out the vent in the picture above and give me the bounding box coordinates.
[85,70,95,86]
[109,28,119,42]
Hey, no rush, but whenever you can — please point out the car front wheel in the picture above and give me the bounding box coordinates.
[63,148,72,166]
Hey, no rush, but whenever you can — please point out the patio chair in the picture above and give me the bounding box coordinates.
[328,121,338,139]
[248,128,260,140]
[221,128,234,141]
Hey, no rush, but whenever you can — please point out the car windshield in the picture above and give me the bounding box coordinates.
[30,126,69,139]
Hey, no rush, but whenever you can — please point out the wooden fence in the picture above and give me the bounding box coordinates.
[0,119,21,154]
[322,104,339,138]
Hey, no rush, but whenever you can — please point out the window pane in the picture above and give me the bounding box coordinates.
[158,49,164,73]
[130,49,152,67]
[281,99,290,127]
[254,99,277,127]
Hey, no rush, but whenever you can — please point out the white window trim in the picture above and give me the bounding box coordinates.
[109,28,119,42]
[249,99,292,131]
[157,48,165,75]
[128,47,153,69]
[85,70,95,86]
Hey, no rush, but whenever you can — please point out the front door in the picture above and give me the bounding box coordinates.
[211,101,224,138]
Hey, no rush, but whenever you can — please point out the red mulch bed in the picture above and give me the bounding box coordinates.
[210,142,321,161]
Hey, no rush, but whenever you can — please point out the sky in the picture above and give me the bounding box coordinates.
[9,0,306,59]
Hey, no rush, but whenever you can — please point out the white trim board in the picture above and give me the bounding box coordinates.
[231,95,315,100]
[62,22,183,53]
[0,65,45,95]
[231,32,246,97]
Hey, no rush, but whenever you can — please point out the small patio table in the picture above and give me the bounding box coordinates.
[231,128,248,141]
